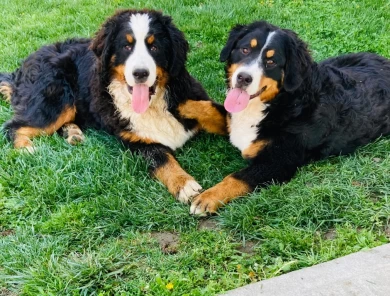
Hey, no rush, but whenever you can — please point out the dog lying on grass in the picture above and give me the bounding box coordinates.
[190,20,390,215]
[0,9,227,204]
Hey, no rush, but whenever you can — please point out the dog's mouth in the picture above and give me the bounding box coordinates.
[127,83,157,114]
[224,86,266,113]
[127,83,156,96]
[249,86,266,99]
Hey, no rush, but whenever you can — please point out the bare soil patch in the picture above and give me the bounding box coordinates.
[151,232,180,254]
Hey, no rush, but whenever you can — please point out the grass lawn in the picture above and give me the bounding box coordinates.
[1,0,390,295]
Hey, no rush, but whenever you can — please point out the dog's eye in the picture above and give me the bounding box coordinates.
[240,47,250,55]
[266,59,276,67]
[150,45,158,52]
[124,45,133,51]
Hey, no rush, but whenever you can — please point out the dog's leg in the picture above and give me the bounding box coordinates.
[5,124,36,153]
[153,152,202,203]
[178,100,227,135]
[4,106,76,152]
[190,138,305,215]
[119,131,202,203]
[190,173,251,215]
[0,81,13,103]
[60,123,85,145]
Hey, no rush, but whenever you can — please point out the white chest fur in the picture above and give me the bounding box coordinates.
[108,80,194,150]
[229,98,267,152]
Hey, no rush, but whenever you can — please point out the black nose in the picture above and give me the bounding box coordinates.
[133,69,149,83]
[236,72,253,88]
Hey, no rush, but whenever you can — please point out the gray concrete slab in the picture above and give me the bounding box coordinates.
[223,244,390,296]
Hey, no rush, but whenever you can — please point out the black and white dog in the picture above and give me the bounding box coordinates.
[191,20,390,215]
[0,9,227,203]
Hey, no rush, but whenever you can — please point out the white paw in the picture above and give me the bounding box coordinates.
[177,180,202,203]
[66,134,85,145]
[20,145,37,154]
[190,203,208,216]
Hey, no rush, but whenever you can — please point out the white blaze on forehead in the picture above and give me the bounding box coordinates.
[130,13,151,41]
[125,13,157,87]
[231,31,277,96]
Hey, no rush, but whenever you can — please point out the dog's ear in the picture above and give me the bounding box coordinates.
[163,16,189,77]
[220,24,246,62]
[90,14,119,72]
[282,29,312,92]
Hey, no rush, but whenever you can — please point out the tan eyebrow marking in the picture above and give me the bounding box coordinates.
[250,38,257,48]
[147,35,155,44]
[266,49,275,58]
[126,34,134,43]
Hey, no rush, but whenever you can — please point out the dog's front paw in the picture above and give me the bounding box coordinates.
[190,189,221,216]
[177,180,202,203]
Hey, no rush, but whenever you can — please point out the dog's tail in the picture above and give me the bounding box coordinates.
[0,72,15,103]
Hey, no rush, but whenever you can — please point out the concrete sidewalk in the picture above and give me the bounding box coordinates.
[223,244,390,296]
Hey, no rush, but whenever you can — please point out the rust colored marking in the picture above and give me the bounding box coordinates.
[111,65,126,82]
[153,153,195,197]
[126,34,134,44]
[227,63,240,82]
[250,38,258,48]
[110,54,116,65]
[266,49,275,58]
[13,106,76,149]
[119,131,156,144]
[14,135,33,149]
[178,100,227,135]
[147,35,155,44]
[0,82,12,102]
[156,66,168,88]
[259,76,280,102]
[242,140,269,159]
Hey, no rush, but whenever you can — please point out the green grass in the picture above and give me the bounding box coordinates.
[1,0,390,295]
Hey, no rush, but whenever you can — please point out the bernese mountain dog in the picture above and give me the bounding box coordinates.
[190,20,390,215]
[0,9,227,203]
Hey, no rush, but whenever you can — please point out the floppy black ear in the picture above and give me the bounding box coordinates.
[220,24,246,62]
[282,29,312,92]
[90,14,120,73]
[164,16,189,77]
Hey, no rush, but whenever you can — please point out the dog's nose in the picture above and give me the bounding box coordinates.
[236,72,253,88]
[133,69,149,83]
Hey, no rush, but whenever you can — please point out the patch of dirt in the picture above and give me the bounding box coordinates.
[236,241,257,255]
[151,232,180,254]
[324,228,337,240]
[369,193,380,203]
[351,181,362,187]
[0,229,15,237]
[0,288,18,296]
[372,157,382,163]
[198,219,219,231]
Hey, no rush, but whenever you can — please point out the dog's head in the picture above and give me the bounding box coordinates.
[220,21,312,113]
[90,9,188,113]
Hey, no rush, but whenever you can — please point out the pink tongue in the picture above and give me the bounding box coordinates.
[132,84,150,114]
[224,88,250,113]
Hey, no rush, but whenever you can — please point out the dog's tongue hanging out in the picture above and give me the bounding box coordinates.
[224,88,250,113]
[132,84,150,114]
